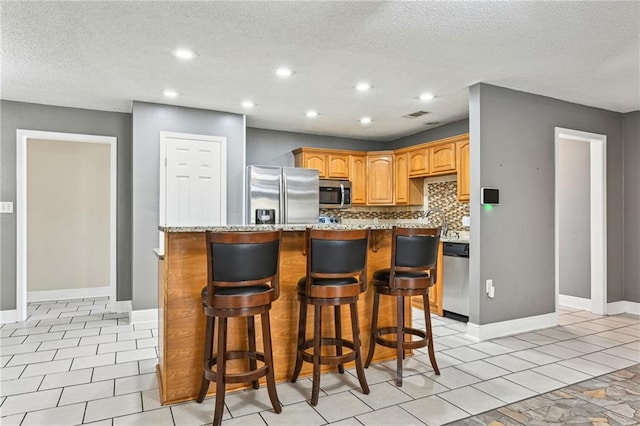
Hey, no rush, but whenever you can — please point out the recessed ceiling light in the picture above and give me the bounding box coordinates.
[275,67,293,78]
[241,100,255,108]
[419,92,434,101]
[305,110,318,118]
[173,48,196,60]
[163,89,178,98]
[356,82,371,92]
[359,116,372,125]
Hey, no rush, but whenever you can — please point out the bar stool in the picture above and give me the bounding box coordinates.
[365,226,440,386]
[290,228,370,406]
[196,230,283,426]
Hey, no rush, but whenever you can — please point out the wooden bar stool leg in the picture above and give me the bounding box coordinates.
[247,316,260,389]
[365,291,380,368]
[350,302,370,395]
[291,298,307,382]
[197,315,214,402]
[213,317,228,426]
[334,306,344,374]
[423,291,440,375]
[311,304,322,406]
[261,310,282,413]
[396,296,404,386]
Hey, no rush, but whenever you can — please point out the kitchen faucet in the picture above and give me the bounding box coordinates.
[423,207,448,237]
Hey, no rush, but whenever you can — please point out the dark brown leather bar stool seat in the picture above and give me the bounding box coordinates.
[365,226,441,387]
[290,228,370,406]
[196,230,283,426]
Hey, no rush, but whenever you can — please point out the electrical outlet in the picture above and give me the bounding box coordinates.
[462,216,470,227]
[0,202,13,214]
[486,279,493,294]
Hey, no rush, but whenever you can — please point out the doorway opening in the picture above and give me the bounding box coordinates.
[554,128,607,315]
[16,130,117,322]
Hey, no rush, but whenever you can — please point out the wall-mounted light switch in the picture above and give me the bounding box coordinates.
[0,202,13,214]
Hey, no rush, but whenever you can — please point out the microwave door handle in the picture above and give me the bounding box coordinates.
[340,183,345,208]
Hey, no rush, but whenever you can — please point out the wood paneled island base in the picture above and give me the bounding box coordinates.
[157,228,411,405]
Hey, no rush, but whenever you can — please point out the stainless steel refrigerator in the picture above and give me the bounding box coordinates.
[246,166,319,224]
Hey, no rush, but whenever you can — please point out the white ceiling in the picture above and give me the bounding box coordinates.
[2,1,639,142]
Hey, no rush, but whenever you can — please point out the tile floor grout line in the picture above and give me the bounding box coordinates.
[2,299,638,425]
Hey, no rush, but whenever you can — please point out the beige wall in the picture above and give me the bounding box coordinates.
[27,139,110,292]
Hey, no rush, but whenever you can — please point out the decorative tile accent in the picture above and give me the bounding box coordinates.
[320,176,470,231]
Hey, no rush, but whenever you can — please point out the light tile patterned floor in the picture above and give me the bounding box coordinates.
[0,298,638,425]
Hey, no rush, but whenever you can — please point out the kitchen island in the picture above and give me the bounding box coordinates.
[156,224,443,405]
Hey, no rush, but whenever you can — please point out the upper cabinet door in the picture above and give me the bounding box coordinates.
[349,154,367,204]
[394,153,409,204]
[456,140,470,202]
[366,153,394,205]
[429,142,456,175]
[301,152,327,178]
[408,148,429,177]
[327,154,349,179]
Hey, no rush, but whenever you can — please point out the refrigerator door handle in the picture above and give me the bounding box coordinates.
[282,176,288,224]
[340,183,345,208]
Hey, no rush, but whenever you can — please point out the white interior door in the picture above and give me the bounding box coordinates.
[160,132,227,251]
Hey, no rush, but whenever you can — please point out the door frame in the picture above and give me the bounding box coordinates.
[16,130,117,321]
[554,127,607,315]
[159,131,227,253]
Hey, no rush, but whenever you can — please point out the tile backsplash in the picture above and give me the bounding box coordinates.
[320,175,470,231]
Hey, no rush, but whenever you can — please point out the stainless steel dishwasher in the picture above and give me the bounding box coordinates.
[442,241,470,321]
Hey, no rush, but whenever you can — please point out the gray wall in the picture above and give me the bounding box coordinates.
[389,120,469,150]
[132,101,244,310]
[623,111,640,303]
[558,138,590,299]
[469,84,624,325]
[246,127,385,166]
[1,100,132,310]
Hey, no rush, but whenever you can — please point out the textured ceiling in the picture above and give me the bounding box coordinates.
[2,1,639,142]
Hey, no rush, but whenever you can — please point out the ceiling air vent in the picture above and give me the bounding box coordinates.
[402,111,429,119]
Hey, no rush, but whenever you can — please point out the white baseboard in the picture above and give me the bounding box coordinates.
[27,286,111,303]
[0,310,17,324]
[115,300,132,313]
[608,300,640,315]
[559,294,591,310]
[466,312,558,341]
[130,308,158,324]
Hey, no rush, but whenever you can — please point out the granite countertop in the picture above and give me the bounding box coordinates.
[159,223,469,243]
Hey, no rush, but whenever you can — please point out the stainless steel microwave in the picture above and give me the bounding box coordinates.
[319,179,352,209]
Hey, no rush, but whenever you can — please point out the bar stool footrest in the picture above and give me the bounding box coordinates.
[298,338,357,366]
[373,326,428,350]
[203,350,269,384]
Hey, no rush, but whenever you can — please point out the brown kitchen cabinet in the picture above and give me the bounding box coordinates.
[327,154,350,179]
[456,139,470,202]
[349,154,367,204]
[293,132,469,207]
[408,147,429,177]
[394,152,423,205]
[429,142,456,175]
[292,148,350,179]
[366,152,394,205]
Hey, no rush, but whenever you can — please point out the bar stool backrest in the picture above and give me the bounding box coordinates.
[206,230,282,306]
[390,226,440,289]
[305,228,370,295]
